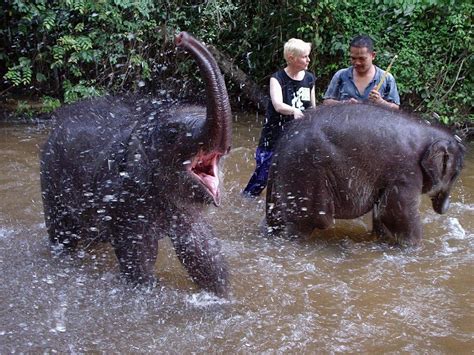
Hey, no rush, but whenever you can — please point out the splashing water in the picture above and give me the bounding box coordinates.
[0,119,472,353]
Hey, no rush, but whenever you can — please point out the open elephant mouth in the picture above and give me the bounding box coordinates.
[187,150,222,206]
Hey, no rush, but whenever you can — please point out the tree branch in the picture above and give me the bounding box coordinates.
[207,45,268,113]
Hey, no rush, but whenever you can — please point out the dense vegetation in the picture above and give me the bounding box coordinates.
[1,0,472,130]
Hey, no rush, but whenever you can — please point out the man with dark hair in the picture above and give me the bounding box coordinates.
[323,35,400,109]
[350,35,374,51]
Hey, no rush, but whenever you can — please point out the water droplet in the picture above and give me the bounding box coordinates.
[55,324,66,332]
[103,195,116,202]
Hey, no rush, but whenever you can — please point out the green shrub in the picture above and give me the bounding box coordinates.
[1,0,472,127]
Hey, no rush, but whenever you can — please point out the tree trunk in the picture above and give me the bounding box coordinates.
[208,45,268,113]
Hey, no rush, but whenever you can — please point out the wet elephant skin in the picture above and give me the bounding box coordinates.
[266,103,465,246]
[40,32,232,297]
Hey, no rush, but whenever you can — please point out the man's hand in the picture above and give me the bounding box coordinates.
[344,98,359,104]
[368,89,399,109]
[368,89,383,104]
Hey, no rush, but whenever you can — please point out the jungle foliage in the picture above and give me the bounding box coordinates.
[1,0,472,127]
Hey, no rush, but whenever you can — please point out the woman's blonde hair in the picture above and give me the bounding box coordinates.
[283,38,312,62]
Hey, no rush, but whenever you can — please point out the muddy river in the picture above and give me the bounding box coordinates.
[0,115,472,353]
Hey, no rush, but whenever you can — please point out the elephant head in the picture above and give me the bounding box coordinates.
[421,138,465,214]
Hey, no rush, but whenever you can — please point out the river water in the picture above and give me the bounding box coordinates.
[0,115,472,353]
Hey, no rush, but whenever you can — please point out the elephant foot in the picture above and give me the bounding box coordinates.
[197,270,229,298]
[264,221,313,240]
[123,273,157,289]
[46,209,84,251]
[49,233,80,252]
[113,236,159,289]
[169,220,230,298]
[173,239,230,298]
[116,258,158,288]
[260,217,282,238]
[372,226,422,248]
[262,220,286,238]
[394,234,422,248]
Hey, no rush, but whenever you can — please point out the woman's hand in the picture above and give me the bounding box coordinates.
[293,109,305,119]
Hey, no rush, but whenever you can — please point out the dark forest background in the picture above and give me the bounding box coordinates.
[0,0,472,132]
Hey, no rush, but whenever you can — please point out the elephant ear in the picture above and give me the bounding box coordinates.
[420,139,452,189]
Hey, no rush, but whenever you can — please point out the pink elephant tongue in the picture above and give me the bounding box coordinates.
[197,172,219,198]
[188,150,221,206]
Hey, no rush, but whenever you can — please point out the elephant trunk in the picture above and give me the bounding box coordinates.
[175,32,232,155]
[432,191,450,214]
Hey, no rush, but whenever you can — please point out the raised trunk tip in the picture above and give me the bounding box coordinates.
[175,31,232,154]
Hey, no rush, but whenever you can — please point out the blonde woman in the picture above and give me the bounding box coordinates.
[243,38,316,197]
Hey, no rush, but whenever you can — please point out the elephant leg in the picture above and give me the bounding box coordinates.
[286,200,334,239]
[267,183,334,239]
[372,200,390,240]
[281,221,315,239]
[44,200,81,250]
[112,224,159,286]
[267,203,333,240]
[373,187,423,246]
[265,203,287,237]
[169,217,229,297]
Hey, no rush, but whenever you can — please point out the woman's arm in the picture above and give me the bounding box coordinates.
[269,77,305,118]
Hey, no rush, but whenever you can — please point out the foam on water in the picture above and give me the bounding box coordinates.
[444,217,467,239]
[185,291,232,308]
[0,227,15,239]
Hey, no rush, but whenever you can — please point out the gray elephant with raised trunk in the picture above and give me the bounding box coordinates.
[265,103,465,246]
[40,32,231,296]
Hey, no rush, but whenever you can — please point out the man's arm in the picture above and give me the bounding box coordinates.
[323,70,353,105]
[324,98,359,105]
